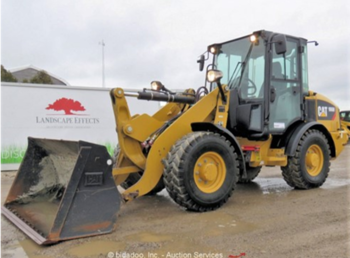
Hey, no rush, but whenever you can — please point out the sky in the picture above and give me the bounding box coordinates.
[1,0,350,110]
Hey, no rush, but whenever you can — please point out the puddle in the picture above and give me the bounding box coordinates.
[237,177,293,196]
[198,210,257,234]
[247,176,350,195]
[117,211,257,255]
[321,178,350,189]
[255,178,292,195]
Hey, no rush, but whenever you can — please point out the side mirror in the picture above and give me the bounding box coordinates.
[274,34,287,55]
[197,54,205,71]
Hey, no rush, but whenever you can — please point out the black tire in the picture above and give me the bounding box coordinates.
[238,165,261,183]
[113,146,165,195]
[281,165,296,187]
[281,129,330,189]
[163,132,239,211]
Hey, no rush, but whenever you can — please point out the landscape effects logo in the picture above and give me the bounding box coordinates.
[36,97,100,125]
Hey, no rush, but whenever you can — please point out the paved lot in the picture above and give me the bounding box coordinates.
[1,145,349,258]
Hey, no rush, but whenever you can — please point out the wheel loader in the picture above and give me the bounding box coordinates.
[2,30,348,245]
[340,110,350,140]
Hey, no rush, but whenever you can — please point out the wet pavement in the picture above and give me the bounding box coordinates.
[1,145,349,258]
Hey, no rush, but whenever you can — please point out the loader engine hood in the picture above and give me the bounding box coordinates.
[312,91,339,121]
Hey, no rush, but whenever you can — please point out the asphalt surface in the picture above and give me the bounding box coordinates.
[1,145,349,258]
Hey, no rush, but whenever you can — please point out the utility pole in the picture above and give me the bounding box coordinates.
[99,40,105,87]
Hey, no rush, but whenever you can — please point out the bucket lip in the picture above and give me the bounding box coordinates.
[1,205,55,245]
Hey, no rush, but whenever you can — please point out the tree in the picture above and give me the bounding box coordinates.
[46,98,86,115]
[30,70,53,84]
[1,65,17,82]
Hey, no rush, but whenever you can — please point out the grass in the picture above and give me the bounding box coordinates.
[1,142,118,164]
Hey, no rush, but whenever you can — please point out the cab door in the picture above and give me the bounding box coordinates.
[268,37,302,134]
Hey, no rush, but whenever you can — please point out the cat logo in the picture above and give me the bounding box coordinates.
[318,106,328,117]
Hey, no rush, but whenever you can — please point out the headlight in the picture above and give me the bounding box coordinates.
[151,81,164,91]
[206,70,223,83]
[210,46,217,54]
[250,34,259,45]
[207,44,220,54]
[250,35,257,42]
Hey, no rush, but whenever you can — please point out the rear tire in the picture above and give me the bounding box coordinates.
[281,165,296,187]
[281,129,330,189]
[163,132,239,211]
[238,165,261,183]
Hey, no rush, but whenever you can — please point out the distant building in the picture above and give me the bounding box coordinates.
[9,65,70,85]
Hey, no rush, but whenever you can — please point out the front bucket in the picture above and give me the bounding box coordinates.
[2,137,121,245]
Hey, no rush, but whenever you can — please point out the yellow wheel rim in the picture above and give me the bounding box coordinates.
[305,144,324,176]
[193,152,226,193]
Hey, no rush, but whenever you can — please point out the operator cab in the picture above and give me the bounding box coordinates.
[201,30,309,140]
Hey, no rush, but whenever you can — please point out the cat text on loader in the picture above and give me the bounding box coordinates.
[2,30,348,245]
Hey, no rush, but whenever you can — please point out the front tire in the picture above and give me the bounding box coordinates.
[163,132,239,211]
[281,129,330,189]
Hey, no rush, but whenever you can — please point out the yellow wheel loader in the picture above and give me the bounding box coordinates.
[340,110,350,140]
[2,30,348,244]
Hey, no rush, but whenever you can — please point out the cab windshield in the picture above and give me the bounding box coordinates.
[214,36,266,99]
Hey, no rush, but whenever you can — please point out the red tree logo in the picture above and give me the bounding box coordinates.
[46,98,86,115]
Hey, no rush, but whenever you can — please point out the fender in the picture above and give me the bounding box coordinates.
[191,122,247,179]
[285,121,335,157]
